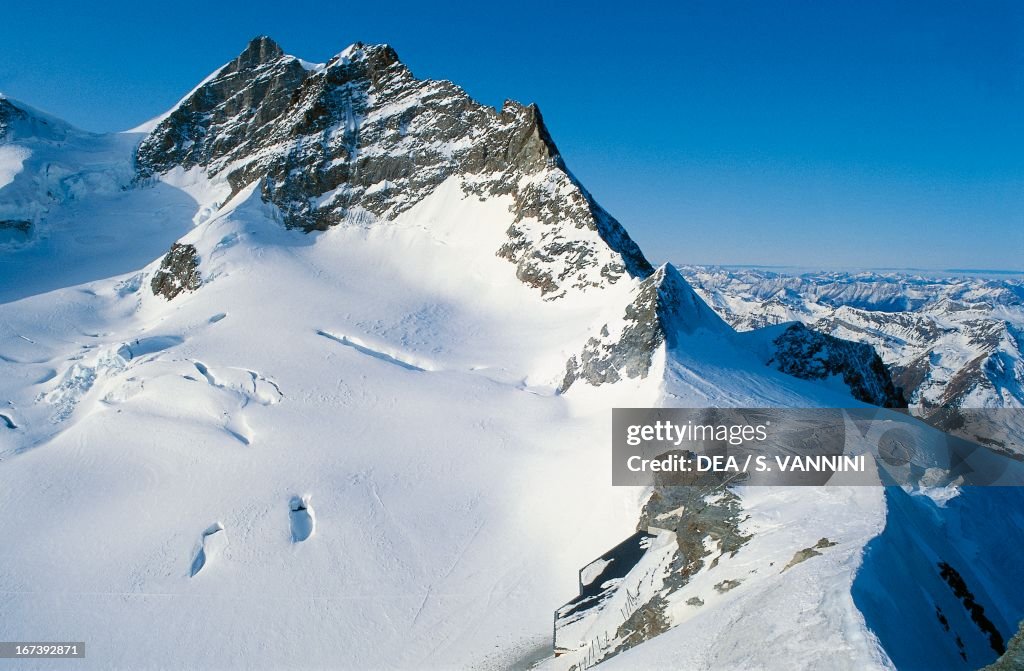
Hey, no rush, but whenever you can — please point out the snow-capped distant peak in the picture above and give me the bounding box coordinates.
[293,57,325,72]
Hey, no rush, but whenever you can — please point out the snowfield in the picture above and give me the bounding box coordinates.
[0,172,649,669]
[2,39,1023,671]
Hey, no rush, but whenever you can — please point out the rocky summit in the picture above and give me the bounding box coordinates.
[132,37,907,405]
[137,36,651,300]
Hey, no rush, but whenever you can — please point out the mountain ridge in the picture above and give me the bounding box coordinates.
[135,36,654,301]
[129,36,899,406]
[2,36,1021,671]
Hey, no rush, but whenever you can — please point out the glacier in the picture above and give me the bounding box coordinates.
[1,37,1023,671]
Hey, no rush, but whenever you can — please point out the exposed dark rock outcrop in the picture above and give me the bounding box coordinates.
[560,264,728,390]
[0,219,31,233]
[135,36,307,181]
[135,37,651,299]
[938,561,1006,657]
[614,594,671,652]
[639,477,752,579]
[150,243,201,300]
[985,620,1024,670]
[768,322,907,407]
[713,578,742,593]
[783,537,837,571]
[0,219,32,243]
[890,353,931,403]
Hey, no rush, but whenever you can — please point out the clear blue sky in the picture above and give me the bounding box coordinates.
[1,0,1021,270]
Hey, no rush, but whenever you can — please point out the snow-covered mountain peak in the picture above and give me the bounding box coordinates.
[649,263,731,340]
[135,36,651,300]
[5,36,1024,671]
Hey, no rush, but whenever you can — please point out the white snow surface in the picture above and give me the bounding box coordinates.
[581,488,892,671]
[0,144,30,188]
[0,117,659,668]
[4,91,1013,671]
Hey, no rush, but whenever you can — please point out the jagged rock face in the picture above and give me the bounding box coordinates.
[811,313,1023,411]
[136,37,308,182]
[639,478,751,577]
[560,265,727,390]
[769,322,906,407]
[818,312,1023,411]
[150,243,201,300]
[136,37,651,299]
[614,594,671,651]
[554,478,752,667]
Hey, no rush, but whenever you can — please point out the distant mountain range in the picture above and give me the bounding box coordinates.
[682,267,1024,413]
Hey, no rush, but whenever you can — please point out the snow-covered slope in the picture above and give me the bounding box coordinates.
[0,95,195,303]
[1,38,1022,671]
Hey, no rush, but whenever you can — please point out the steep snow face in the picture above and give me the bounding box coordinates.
[853,487,1024,670]
[1,95,75,142]
[135,37,652,300]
